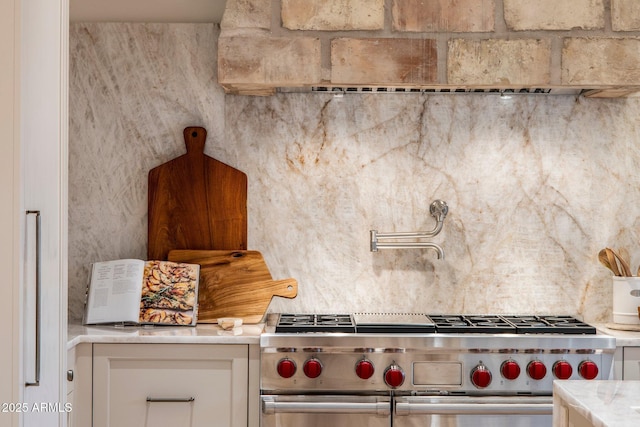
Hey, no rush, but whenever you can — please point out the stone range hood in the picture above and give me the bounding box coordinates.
[217,0,640,97]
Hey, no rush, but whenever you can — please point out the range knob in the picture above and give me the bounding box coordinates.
[553,360,573,380]
[578,361,599,380]
[277,358,297,378]
[384,363,405,388]
[527,360,547,380]
[303,358,323,378]
[471,364,492,388]
[355,359,375,380]
[500,360,521,380]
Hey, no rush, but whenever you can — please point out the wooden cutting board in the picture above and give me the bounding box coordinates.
[167,249,298,323]
[148,127,247,260]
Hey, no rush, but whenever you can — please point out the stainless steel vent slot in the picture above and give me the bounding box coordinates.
[277,86,581,95]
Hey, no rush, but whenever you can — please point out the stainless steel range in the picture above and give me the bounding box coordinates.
[260,313,615,427]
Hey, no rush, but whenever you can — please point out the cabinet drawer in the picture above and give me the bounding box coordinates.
[93,343,249,427]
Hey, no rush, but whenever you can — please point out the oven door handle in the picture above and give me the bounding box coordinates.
[395,396,553,416]
[262,397,390,416]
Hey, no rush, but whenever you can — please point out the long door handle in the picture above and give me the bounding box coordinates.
[262,398,391,415]
[25,210,41,387]
[395,397,553,416]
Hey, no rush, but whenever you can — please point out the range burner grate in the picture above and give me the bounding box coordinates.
[504,315,596,334]
[275,313,356,333]
[429,314,596,334]
[429,315,516,333]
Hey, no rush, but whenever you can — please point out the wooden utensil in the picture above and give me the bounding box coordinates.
[148,127,247,260]
[598,249,615,274]
[605,248,622,276]
[599,248,619,276]
[167,249,298,323]
[610,248,632,277]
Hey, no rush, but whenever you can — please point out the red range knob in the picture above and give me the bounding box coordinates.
[579,361,599,380]
[471,364,492,388]
[355,359,375,380]
[501,360,521,380]
[553,361,573,380]
[277,358,297,378]
[303,358,323,378]
[527,360,547,380]
[384,364,405,388]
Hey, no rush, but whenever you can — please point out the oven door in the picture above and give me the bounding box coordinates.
[394,395,553,427]
[261,395,391,427]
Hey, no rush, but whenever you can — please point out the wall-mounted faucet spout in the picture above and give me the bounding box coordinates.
[370,200,448,259]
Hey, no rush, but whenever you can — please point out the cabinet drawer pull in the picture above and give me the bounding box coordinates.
[146,397,195,403]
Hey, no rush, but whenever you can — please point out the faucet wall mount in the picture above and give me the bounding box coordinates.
[370,200,448,259]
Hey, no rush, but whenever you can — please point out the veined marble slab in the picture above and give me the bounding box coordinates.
[69,23,640,324]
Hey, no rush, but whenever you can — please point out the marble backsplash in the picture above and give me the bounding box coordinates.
[69,22,640,323]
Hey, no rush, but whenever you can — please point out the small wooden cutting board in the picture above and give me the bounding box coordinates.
[167,249,298,323]
[148,127,247,260]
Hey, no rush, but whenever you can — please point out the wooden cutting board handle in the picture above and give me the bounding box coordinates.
[252,278,298,298]
[184,126,206,155]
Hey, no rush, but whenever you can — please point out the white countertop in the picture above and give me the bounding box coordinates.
[595,323,640,346]
[68,322,264,349]
[554,380,640,427]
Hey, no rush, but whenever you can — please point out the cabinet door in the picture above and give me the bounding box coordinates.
[554,398,595,427]
[67,343,92,427]
[93,344,249,427]
[66,347,75,427]
[19,0,68,426]
[623,347,640,380]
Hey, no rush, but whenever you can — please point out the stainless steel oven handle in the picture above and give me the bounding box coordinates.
[262,398,390,416]
[395,397,553,416]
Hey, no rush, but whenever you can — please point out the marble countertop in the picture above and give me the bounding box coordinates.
[595,324,640,346]
[554,380,640,427]
[68,322,264,349]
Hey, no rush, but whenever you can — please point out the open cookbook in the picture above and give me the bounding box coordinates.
[83,259,200,326]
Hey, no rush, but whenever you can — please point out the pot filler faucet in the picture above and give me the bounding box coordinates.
[370,200,448,259]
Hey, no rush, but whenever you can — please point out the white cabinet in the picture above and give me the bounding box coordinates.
[1,0,67,426]
[618,347,640,380]
[554,399,595,427]
[93,343,252,427]
[624,347,640,379]
[66,347,74,427]
[20,0,68,425]
[67,344,92,427]
[614,346,623,380]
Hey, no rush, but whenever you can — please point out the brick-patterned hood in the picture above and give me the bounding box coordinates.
[218,0,640,97]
